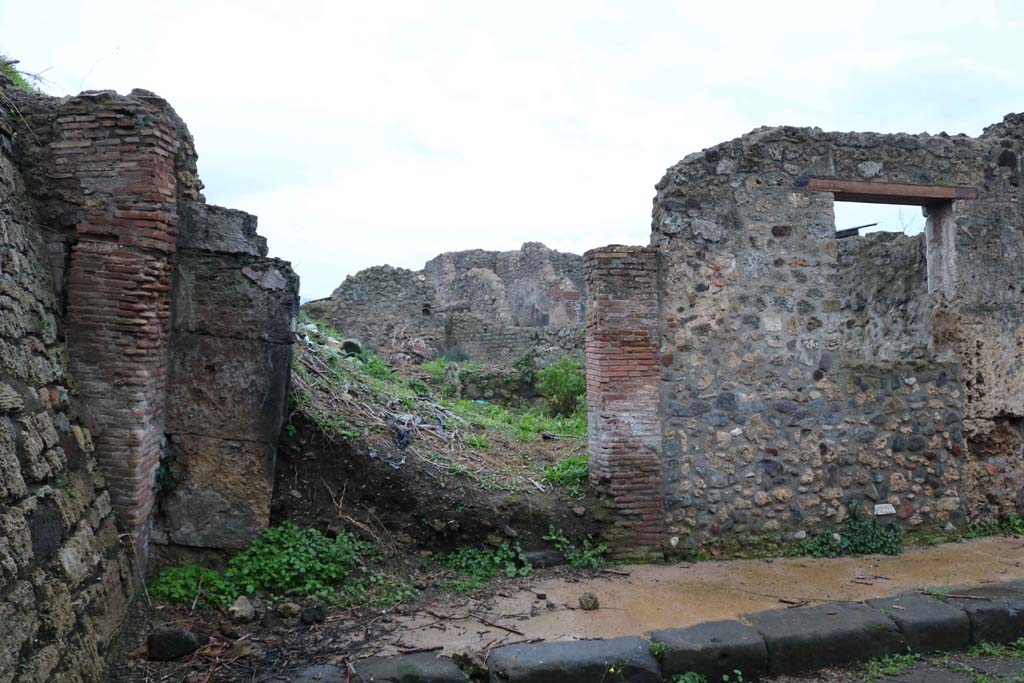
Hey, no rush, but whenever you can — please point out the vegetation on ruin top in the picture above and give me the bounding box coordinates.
[0,54,42,93]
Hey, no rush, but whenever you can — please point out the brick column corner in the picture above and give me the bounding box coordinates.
[584,245,665,559]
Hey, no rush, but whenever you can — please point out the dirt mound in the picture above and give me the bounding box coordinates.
[272,322,601,551]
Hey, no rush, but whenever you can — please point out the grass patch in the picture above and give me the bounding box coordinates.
[862,652,915,681]
[545,454,588,497]
[450,399,585,442]
[968,637,1024,658]
[1,55,41,93]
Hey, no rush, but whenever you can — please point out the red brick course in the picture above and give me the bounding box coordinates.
[584,245,664,559]
[42,93,183,552]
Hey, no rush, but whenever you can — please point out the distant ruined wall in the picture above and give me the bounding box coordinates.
[586,115,1024,556]
[307,242,585,364]
[837,232,932,361]
[1,80,298,680]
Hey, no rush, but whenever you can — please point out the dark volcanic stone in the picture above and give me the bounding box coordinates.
[488,637,660,683]
[147,627,208,661]
[745,602,904,674]
[301,604,326,625]
[938,583,1024,644]
[866,593,970,653]
[651,620,767,681]
[355,653,467,682]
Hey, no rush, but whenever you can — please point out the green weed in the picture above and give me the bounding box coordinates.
[544,525,607,568]
[537,356,586,417]
[795,508,903,558]
[671,673,707,683]
[862,652,915,681]
[545,454,589,497]
[150,523,370,607]
[464,434,492,449]
[0,55,41,93]
[441,544,532,592]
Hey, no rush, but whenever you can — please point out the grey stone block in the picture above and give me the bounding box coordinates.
[937,583,1024,644]
[866,593,971,653]
[178,202,268,256]
[354,653,467,682]
[744,602,905,674]
[487,637,661,683]
[651,619,767,681]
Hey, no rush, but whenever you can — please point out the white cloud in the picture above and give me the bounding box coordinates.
[3,0,1022,297]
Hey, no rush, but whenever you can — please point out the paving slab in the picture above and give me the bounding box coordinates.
[960,655,1024,677]
[745,602,905,674]
[487,636,661,683]
[938,583,1024,644]
[651,620,767,681]
[866,592,971,653]
[353,652,467,682]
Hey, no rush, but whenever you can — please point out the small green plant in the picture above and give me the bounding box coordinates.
[153,451,181,496]
[545,454,588,496]
[671,673,707,683]
[721,672,745,683]
[339,571,417,607]
[796,507,903,558]
[968,636,1024,658]
[419,359,450,384]
[862,652,915,681]
[544,525,608,568]
[359,349,394,379]
[649,641,665,662]
[513,351,537,386]
[441,544,532,591]
[966,513,1024,538]
[537,356,586,417]
[464,434,492,449]
[150,564,236,606]
[150,523,366,607]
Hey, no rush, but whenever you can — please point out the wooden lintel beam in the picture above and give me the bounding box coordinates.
[808,178,978,205]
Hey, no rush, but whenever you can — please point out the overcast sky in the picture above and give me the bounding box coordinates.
[3,1,1022,299]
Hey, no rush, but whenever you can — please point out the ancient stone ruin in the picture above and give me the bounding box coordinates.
[305,241,584,364]
[0,83,297,678]
[586,116,1024,557]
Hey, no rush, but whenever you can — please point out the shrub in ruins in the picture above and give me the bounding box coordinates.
[537,356,586,417]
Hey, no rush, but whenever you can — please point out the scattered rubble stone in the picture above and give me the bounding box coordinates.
[578,592,600,610]
[301,604,326,625]
[147,627,208,661]
[230,595,257,623]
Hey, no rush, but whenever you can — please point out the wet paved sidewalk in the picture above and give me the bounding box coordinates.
[389,536,1024,655]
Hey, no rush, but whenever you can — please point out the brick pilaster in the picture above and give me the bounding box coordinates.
[47,92,180,550]
[584,245,664,559]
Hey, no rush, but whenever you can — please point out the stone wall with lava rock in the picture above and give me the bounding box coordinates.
[0,79,298,680]
[586,115,1024,556]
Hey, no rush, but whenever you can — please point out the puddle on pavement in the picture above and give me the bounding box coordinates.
[383,537,1024,656]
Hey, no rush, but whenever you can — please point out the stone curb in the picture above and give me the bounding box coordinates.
[275,581,1024,682]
